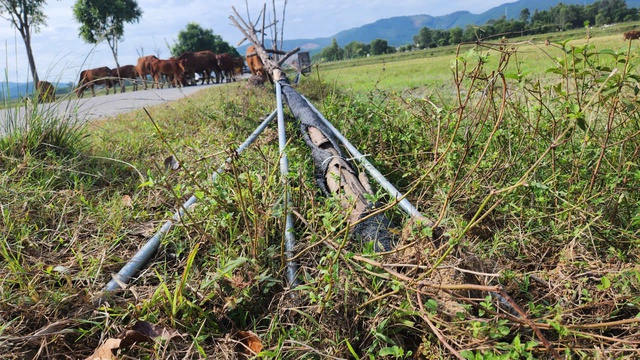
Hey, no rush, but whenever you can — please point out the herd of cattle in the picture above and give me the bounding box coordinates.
[36,47,267,102]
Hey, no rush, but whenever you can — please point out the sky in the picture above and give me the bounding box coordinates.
[0,0,510,83]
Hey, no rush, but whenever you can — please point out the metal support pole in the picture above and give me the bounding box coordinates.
[276,81,300,289]
[301,95,433,227]
[101,110,278,295]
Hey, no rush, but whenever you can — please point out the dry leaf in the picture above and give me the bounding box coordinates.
[85,338,121,360]
[122,195,133,208]
[164,155,180,171]
[131,320,180,342]
[85,321,181,359]
[236,330,263,354]
[117,329,152,349]
[129,221,156,238]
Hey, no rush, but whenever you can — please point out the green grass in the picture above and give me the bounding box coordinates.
[1,25,640,359]
[315,21,640,95]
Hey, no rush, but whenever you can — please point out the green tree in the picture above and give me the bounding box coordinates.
[413,27,433,48]
[397,44,414,52]
[370,38,391,55]
[73,0,142,69]
[449,27,463,44]
[432,29,450,46]
[556,4,580,30]
[344,41,366,59]
[170,22,238,57]
[462,24,481,42]
[0,0,53,84]
[519,8,531,23]
[319,38,344,61]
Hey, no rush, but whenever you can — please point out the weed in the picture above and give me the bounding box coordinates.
[1,32,640,359]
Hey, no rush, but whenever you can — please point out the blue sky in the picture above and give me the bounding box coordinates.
[0,0,511,83]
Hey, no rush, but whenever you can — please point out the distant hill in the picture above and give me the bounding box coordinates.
[249,0,640,54]
[0,82,34,100]
[1,81,74,101]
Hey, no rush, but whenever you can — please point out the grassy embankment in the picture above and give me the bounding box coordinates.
[1,21,639,359]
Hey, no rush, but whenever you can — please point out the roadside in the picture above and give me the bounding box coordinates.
[0,82,219,134]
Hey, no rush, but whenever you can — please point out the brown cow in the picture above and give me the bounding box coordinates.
[177,50,220,85]
[216,53,235,83]
[232,56,244,76]
[624,30,640,40]
[136,55,158,89]
[149,57,186,88]
[246,45,266,80]
[111,65,139,92]
[36,80,56,103]
[76,66,113,98]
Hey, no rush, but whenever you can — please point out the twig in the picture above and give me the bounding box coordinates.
[277,47,301,66]
[352,254,562,360]
[416,285,465,360]
[493,289,562,360]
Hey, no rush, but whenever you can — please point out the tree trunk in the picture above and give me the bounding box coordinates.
[23,31,39,85]
[108,38,122,92]
[15,17,39,86]
[108,38,121,70]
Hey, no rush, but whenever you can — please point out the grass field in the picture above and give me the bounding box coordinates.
[1,22,639,359]
[315,25,640,95]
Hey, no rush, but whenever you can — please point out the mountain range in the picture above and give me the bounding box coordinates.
[272,0,640,53]
[0,82,74,101]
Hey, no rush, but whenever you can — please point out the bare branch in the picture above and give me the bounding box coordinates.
[277,47,300,66]
[261,3,267,47]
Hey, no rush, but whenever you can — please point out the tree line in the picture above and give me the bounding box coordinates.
[313,38,396,61]
[314,0,639,61]
[413,0,639,48]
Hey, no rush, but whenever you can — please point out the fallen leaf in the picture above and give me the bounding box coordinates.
[85,321,181,359]
[131,320,181,342]
[164,155,180,171]
[52,265,70,275]
[117,328,152,349]
[128,221,156,237]
[237,330,263,354]
[122,195,133,208]
[85,338,121,360]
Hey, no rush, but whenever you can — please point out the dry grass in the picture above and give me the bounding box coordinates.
[1,31,640,359]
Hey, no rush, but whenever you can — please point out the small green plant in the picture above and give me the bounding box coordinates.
[2,28,640,359]
[0,93,88,160]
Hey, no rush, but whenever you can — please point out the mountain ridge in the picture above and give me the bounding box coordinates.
[266,0,640,53]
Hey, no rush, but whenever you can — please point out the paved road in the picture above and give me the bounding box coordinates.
[0,83,219,134]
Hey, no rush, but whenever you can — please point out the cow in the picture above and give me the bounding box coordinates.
[232,56,245,76]
[624,30,640,40]
[110,65,139,92]
[76,66,113,98]
[148,57,186,88]
[136,55,158,89]
[36,80,56,103]
[246,45,267,81]
[216,53,235,83]
[177,50,220,85]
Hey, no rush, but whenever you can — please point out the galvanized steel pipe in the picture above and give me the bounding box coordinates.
[276,81,300,288]
[101,109,278,294]
[301,95,433,227]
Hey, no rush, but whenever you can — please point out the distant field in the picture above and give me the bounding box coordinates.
[314,21,640,96]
